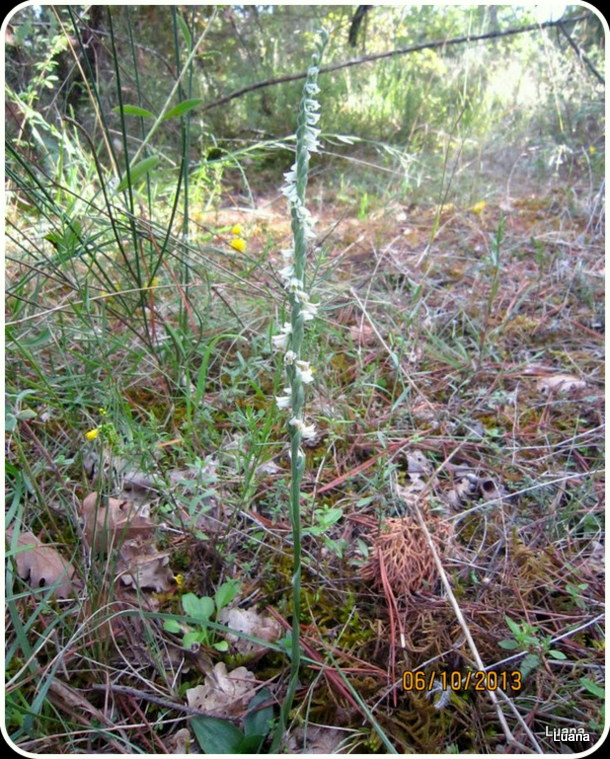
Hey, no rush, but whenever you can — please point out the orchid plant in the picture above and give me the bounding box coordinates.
[270,28,329,751]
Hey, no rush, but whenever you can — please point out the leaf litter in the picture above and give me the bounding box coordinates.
[80,492,173,592]
[6,186,604,753]
[185,662,257,719]
[7,527,78,598]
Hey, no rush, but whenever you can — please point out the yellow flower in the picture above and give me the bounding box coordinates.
[588,145,596,155]
[149,277,161,288]
[98,407,107,416]
[470,200,487,214]
[231,224,243,236]
[85,428,100,441]
[230,237,246,253]
[174,573,185,587]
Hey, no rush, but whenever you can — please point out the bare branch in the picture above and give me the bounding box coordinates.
[202,13,592,113]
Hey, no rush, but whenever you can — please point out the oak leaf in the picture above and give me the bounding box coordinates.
[8,529,76,598]
[537,374,587,395]
[186,663,256,719]
[80,492,155,552]
[218,607,282,656]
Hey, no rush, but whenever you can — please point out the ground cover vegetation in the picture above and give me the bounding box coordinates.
[4,4,605,754]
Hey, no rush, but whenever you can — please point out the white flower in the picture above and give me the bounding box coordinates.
[305,110,320,126]
[302,424,317,440]
[301,299,318,321]
[280,247,294,262]
[283,163,297,183]
[275,394,291,410]
[281,182,299,203]
[281,163,299,201]
[287,446,306,463]
[289,417,317,439]
[295,360,314,384]
[278,262,295,282]
[294,205,317,238]
[287,277,304,292]
[304,82,320,96]
[304,109,320,123]
[272,333,288,351]
[304,131,321,153]
[272,321,292,351]
[294,289,318,316]
[284,350,297,365]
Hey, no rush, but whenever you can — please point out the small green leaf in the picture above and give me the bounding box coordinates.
[182,592,214,622]
[213,640,229,652]
[498,639,519,650]
[505,616,522,636]
[580,677,605,699]
[183,631,203,650]
[116,156,159,192]
[177,15,192,49]
[191,716,245,754]
[16,408,37,421]
[215,579,240,612]
[161,98,203,121]
[163,619,182,634]
[113,104,155,119]
[548,650,567,660]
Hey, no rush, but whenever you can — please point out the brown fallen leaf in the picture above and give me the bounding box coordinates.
[186,662,256,719]
[7,528,76,598]
[445,471,479,510]
[406,449,433,478]
[537,374,587,395]
[166,728,192,754]
[218,607,282,657]
[117,536,173,592]
[348,322,376,346]
[80,492,155,552]
[287,725,347,754]
[478,476,506,502]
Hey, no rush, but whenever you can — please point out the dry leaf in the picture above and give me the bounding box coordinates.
[478,477,505,502]
[218,607,282,657]
[445,472,479,510]
[537,374,587,395]
[255,460,283,476]
[117,537,173,592]
[8,529,76,598]
[186,662,256,719]
[287,725,346,754]
[349,322,376,346]
[166,728,191,754]
[80,492,155,552]
[406,450,432,482]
